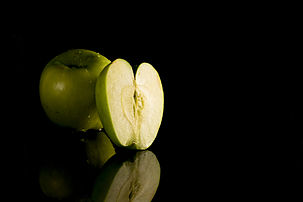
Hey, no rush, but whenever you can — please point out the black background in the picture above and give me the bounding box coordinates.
[7,6,302,201]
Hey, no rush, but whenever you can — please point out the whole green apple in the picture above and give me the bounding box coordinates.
[39,49,111,131]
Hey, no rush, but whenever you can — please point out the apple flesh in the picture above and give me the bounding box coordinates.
[95,59,164,149]
[92,150,160,202]
[39,49,110,131]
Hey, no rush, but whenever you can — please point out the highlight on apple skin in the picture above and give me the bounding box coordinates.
[39,49,111,131]
[95,59,164,150]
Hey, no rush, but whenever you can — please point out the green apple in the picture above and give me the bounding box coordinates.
[92,150,160,202]
[85,131,116,168]
[95,59,164,149]
[39,49,111,131]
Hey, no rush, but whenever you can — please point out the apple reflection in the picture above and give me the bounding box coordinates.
[92,150,161,202]
[39,162,75,200]
[37,129,160,201]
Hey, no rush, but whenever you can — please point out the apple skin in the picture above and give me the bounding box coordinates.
[39,49,110,131]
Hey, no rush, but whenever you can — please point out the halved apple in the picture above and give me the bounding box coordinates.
[95,59,164,150]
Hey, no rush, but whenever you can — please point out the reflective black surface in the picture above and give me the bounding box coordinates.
[35,128,160,201]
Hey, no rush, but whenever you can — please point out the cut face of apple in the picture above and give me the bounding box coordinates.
[92,150,160,202]
[95,59,164,149]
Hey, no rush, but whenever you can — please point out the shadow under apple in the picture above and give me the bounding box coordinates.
[85,131,116,168]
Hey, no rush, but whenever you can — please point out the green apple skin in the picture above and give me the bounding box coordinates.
[39,49,111,131]
[92,150,160,202]
[95,60,122,147]
[95,59,164,150]
[85,131,116,168]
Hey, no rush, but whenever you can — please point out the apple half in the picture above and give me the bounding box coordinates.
[95,59,164,150]
[92,150,160,202]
